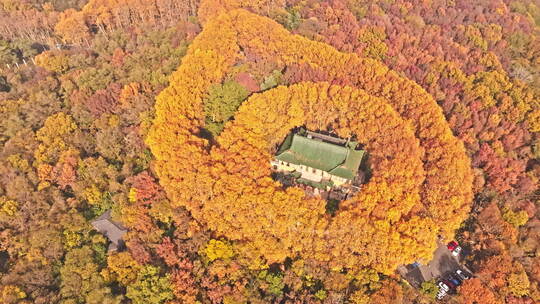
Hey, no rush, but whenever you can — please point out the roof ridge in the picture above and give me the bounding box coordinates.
[293,133,349,151]
[327,148,349,172]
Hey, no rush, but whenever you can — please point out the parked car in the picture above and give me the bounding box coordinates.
[436,290,447,300]
[449,277,461,286]
[442,279,456,289]
[456,269,470,280]
[437,281,450,299]
[438,281,450,291]
[447,241,462,256]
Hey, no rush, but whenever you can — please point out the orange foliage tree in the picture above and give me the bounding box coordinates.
[457,278,501,304]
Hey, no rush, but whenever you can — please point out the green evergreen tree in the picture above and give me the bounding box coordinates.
[204,80,249,137]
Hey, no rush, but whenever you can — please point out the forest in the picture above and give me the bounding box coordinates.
[0,0,539,303]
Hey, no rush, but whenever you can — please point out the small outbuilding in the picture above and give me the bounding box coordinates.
[91,210,128,252]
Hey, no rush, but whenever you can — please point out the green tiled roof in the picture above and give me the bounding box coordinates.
[275,133,364,180]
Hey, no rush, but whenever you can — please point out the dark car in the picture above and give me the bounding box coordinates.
[442,279,457,289]
[449,277,461,286]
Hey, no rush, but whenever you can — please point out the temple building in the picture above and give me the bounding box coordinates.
[271,130,365,188]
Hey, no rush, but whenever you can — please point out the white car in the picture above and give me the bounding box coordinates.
[456,269,470,280]
[438,281,450,292]
[437,290,447,300]
[437,282,450,300]
[452,246,462,257]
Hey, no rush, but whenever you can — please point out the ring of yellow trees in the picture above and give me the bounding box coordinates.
[147,8,474,274]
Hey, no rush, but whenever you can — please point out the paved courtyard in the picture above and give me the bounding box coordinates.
[398,241,469,288]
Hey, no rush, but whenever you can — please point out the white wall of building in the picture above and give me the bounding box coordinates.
[271,159,348,186]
